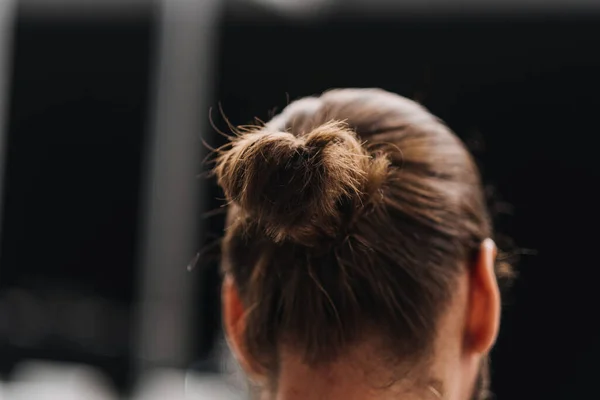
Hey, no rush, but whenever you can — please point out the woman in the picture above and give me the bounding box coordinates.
[214,88,513,400]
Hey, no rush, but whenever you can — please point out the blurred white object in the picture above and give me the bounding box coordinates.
[250,0,335,17]
[3,362,247,400]
[185,372,246,400]
[132,369,244,400]
[132,369,186,400]
[7,361,116,400]
[5,383,113,400]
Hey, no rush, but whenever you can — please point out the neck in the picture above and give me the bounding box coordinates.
[260,350,481,400]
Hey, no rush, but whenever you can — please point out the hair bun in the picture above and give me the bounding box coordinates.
[215,120,385,247]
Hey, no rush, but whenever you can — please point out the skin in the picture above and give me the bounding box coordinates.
[222,239,501,400]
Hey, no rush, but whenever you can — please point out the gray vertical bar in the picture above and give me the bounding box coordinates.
[0,0,16,259]
[134,0,219,374]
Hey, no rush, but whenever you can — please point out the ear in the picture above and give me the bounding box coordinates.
[222,275,263,380]
[464,239,501,354]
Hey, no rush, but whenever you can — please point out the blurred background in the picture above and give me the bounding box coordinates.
[0,0,598,398]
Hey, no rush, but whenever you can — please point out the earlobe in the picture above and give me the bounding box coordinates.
[222,274,245,356]
[465,239,501,354]
[222,275,263,380]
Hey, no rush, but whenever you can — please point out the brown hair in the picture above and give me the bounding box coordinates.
[214,88,512,398]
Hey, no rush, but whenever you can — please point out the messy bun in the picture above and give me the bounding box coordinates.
[215,120,389,247]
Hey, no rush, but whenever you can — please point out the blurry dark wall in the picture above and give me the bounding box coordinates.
[209,6,600,400]
[0,7,154,390]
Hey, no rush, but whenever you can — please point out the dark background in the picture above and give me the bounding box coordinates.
[0,1,598,398]
[0,9,154,391]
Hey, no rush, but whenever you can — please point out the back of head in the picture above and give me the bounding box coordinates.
[215,88,511,398]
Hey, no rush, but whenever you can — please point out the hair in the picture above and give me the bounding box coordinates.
[214,88,513,399]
